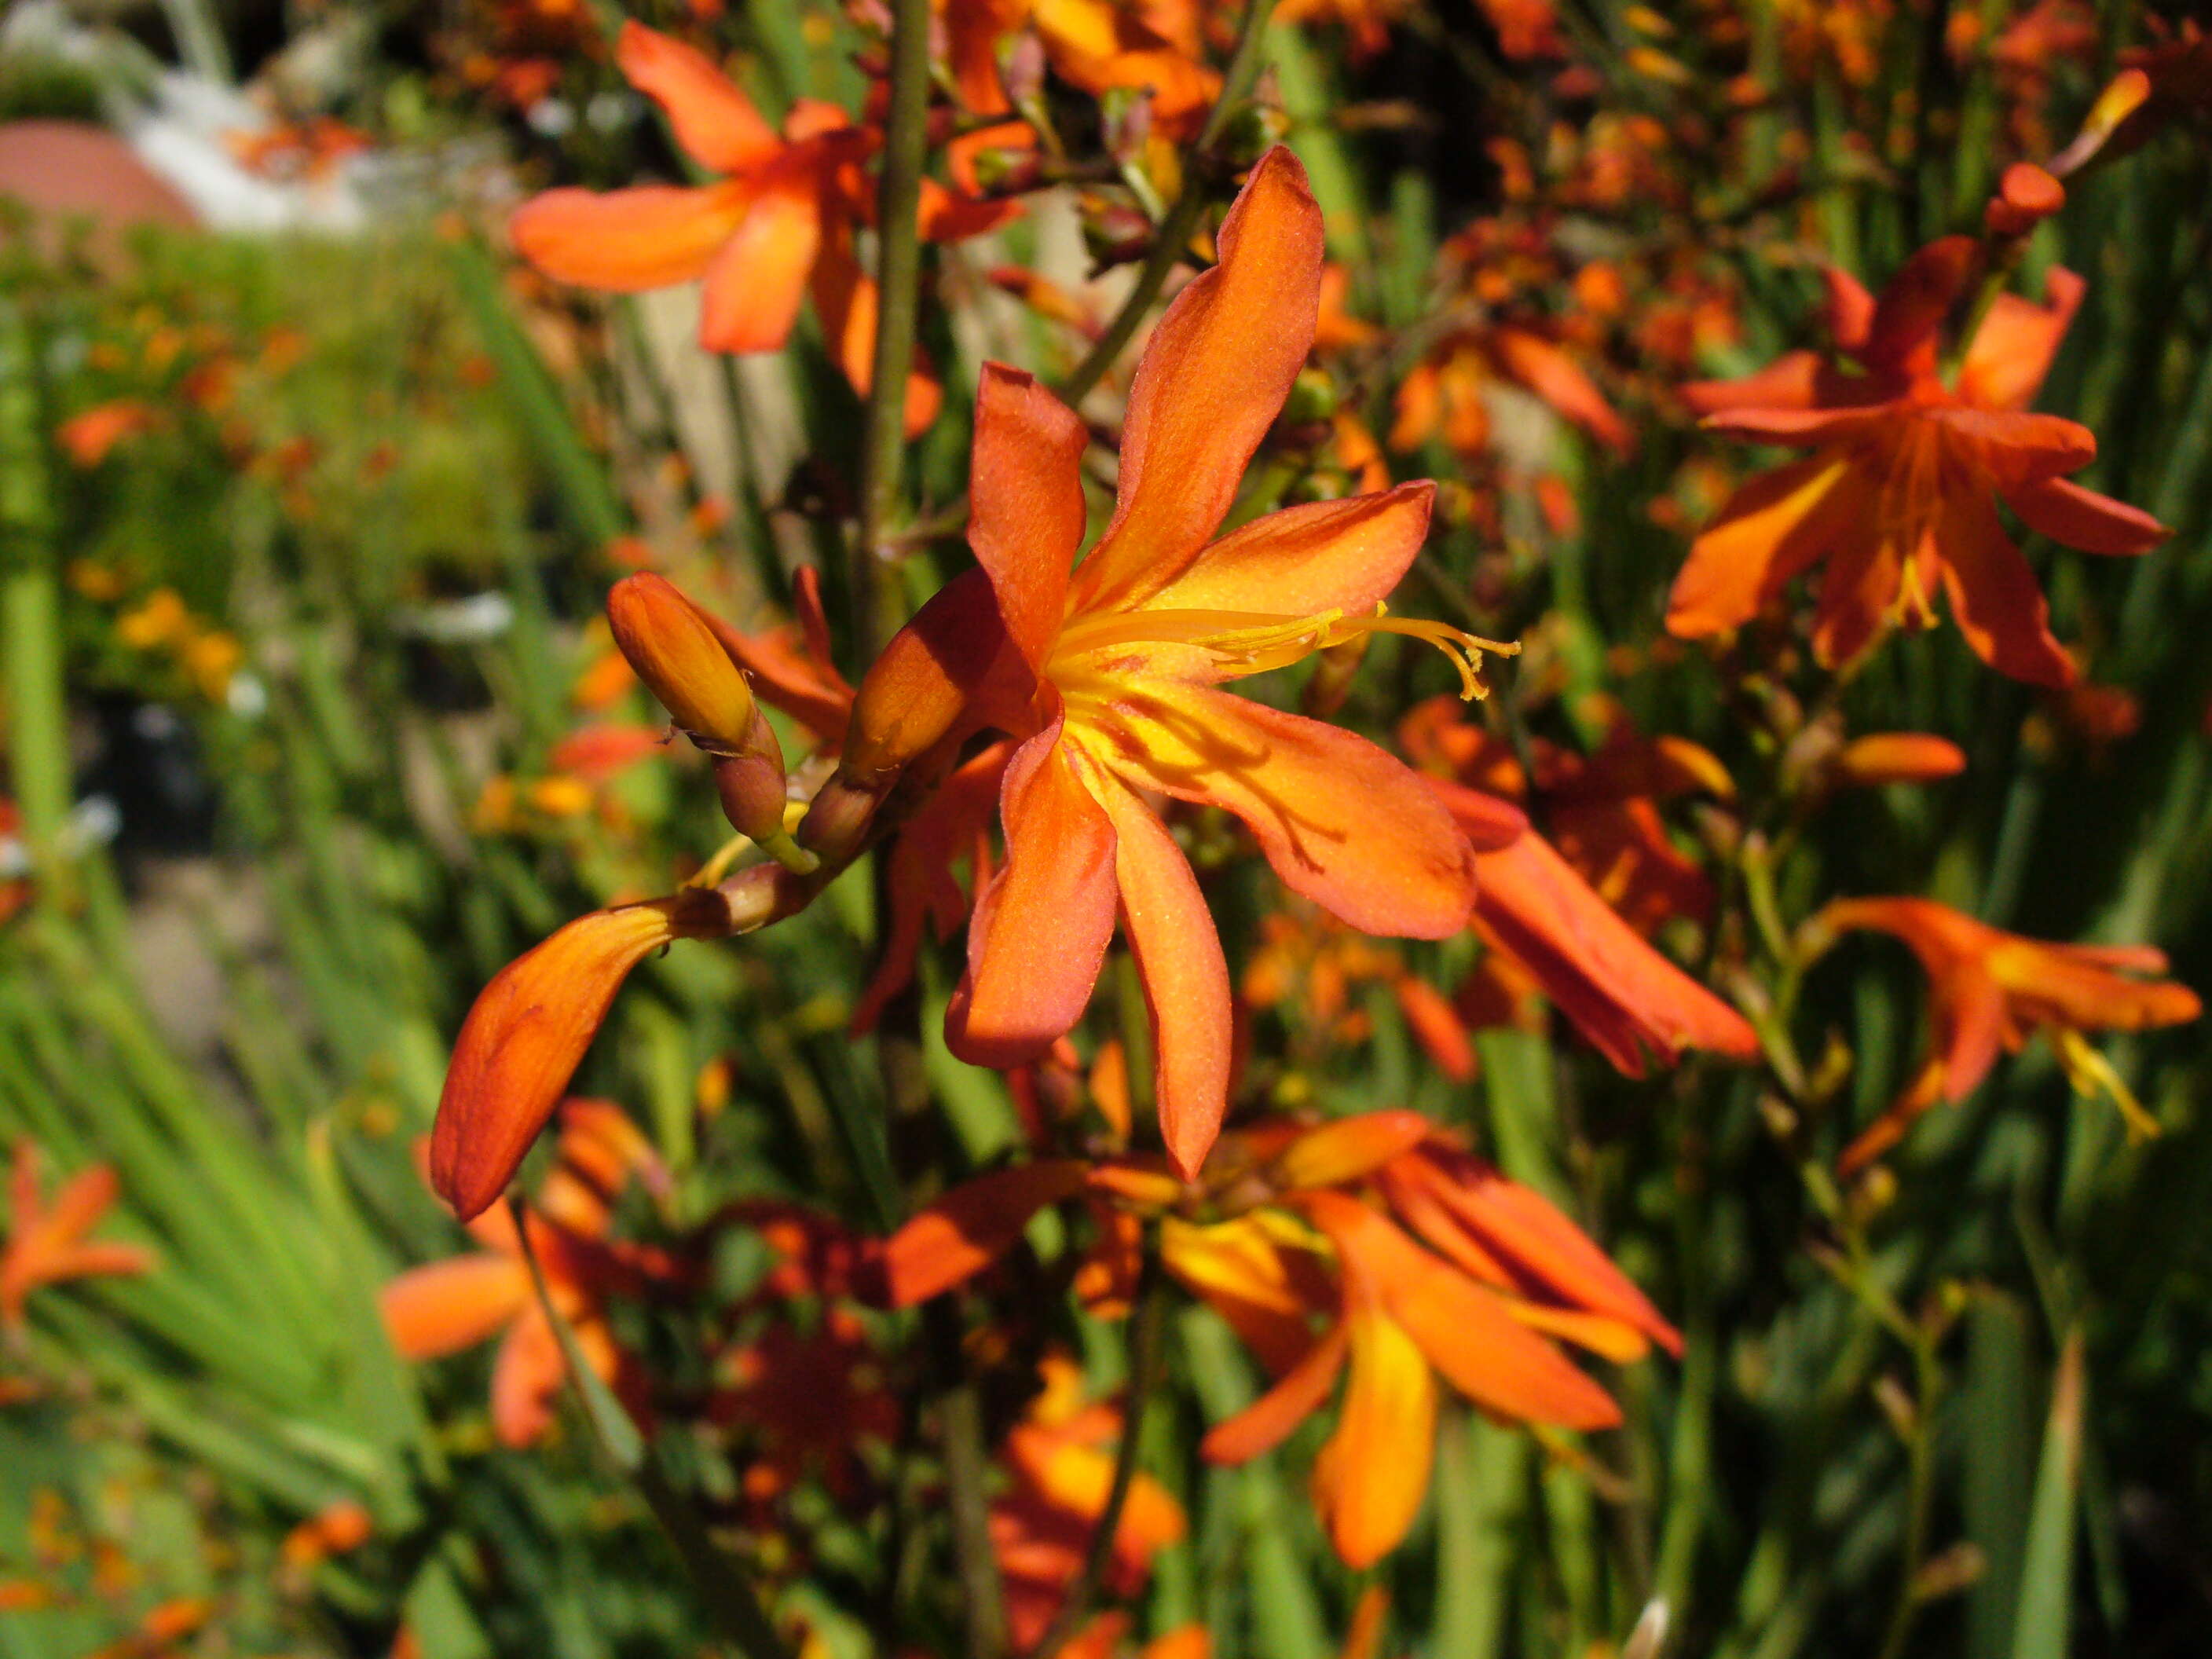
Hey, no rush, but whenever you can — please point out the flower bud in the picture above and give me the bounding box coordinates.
[1831,733,1968,788]
[1983,163,2064,237]
[607,574,815,871]
[606,573,758,754]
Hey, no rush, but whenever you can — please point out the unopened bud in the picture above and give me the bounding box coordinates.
[1832,732,1968,789]
[1983,163,2064,237]
[606,574,813,872]
[607,573,759,754]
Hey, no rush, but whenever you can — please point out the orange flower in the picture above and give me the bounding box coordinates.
[992,1353,1187,1650]
[1667,240,2170,686]
[878,1114,1671,1567]
[1390,324,1632,463]
[2,1142,155,1331]
[944,0,1220,135]
[843,148,1497,1178]
[1818,897,2201,1174]
[510,23,995,431]
[1427,781,1758,1075]
[57,400,165,467]
[385,1106,667,1445]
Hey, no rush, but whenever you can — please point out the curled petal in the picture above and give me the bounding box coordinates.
[511,185,748,291]
[431,895,722,1221]
[878,1160,1091,1306]
[616,21,781,173]
[1071,147,1325,612]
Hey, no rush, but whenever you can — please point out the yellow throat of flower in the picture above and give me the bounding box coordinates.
[1050,603,1519,701]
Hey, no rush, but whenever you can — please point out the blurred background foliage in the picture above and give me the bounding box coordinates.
[1,0,2208,1657]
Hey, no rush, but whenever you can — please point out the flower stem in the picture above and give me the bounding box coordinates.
[855,0,935,646]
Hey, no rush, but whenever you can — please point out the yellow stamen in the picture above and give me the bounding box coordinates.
[2051,1027,2162,1142]
[1052,604,1518,701]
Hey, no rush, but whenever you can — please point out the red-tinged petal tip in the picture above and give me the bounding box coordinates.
[430,896,721,1221]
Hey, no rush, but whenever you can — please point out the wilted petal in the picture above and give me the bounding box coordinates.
[949,724,1119,1067]
[970,364,1091,673]
[879,1161,1091,1306]
[511,184,748,291]
[1070,148,1325,613]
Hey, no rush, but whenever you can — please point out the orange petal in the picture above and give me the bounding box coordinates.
[1302,1192,1622,1431]
[841,566,1031,776]
[1393,976,1477,1081]
[1667,455,1856,639]
[1136,483,1435,620]
[1094,681,1475,939]
[878,1161,1091,1306]
[1833,733,1968,786]
[1488,328,1632,456]
[615,21,782,173]
[510,184,746,291]
[2003,474,2170,556]
[431,897,717,1221]
[1937,494,2075,687]
[1395,1147,1681,1356]
[1700,405,1894,447]
[42,1163,121,1246]
[1161,1216,1327,1375]
[1958,269,2085,412]
[700,182,820,353]
[811,236,942,436]
[1465,823,1759,1074]
[489,1305,569,1448]
[1090,771,1233,1178]
[948,725,1119,1067]
[1679,350,1827,416]
[1862,236,1978,373]
[969,364,1091,673]
[1070,147,1325,613]
[379,1254,532,1359]
[1310,1261,1436,1568]
[1270,1111,1433,1192]
[1199,1321,1348,1464]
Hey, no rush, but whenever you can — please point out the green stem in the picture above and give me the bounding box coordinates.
[855,0,936,646]
[927,1298,1013,1659]
[0,302,74,910]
